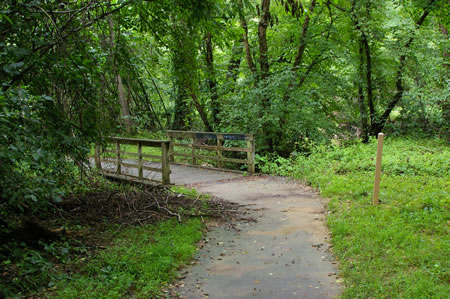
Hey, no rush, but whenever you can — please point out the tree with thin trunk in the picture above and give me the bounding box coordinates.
[108,15,133,133]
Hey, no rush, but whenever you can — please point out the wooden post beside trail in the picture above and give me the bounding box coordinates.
[137,141,143,179]
[161,142,170,185]
[94,144,102,170]
[192,136,197,165]
[168,135,174,163]
[217,134,223,169]
[247,137,255,174]
[116,140,121,175]
[373,133,384,205]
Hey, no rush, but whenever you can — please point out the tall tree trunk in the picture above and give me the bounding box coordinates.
[226,39,243,83]
[108,15,133,132]
[362,36,375,128]
[190,92,214,132]
[256,0,274,151]
[239,0,257,74]
[293,0,317,70]
[172,75,191,130]
[358,41,369,142]
[171,18,194,130]
[205,32,219,128]
[258,0,271,80]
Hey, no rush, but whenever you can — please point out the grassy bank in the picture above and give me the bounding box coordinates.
[258,138,449,297]
[52,218,203,298]
[1,182,207,298]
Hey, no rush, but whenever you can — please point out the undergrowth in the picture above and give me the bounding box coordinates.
[258,137,449,298]
[0,177,206,298]
[52,219,203,298]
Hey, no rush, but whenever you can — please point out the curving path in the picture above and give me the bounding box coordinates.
[169,174,341,299]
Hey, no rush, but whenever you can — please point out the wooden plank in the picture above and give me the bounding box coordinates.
[102,172,156,185]
[101,158,165,173]
[108,137,170,147]
[209,156,249,164]
[194,154,248,164]
[167,130,253,140]
[171,152,248,164]
[218,146,251,152]
[195,144,251,152]
[195,132,218,140]
[173,143,251,153]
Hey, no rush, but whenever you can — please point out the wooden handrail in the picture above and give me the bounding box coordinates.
[95,137,171,184]
[166,130,255,174]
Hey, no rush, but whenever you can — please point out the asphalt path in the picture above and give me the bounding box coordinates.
[171,176,341,299]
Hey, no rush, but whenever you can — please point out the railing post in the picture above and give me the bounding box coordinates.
[168,135,175,163]
[217,134,223,168]
[247,136,255,174]
[94,144,102,170]
[138,141,143,179]
[116,140,121,174]
[161,142,170,185]
[192,136,197,165]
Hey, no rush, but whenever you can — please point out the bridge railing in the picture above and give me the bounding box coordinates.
[94,137,171,184]
[166,130,255,174]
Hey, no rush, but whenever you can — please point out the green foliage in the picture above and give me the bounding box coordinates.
[0,89,94,213]
[52,219,204,299]
[258,137,449,297]
[0,237,90,298]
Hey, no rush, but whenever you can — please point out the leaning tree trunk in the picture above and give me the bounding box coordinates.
[205,32,219,128]
[108,15,133,132]
[370,0,434,134]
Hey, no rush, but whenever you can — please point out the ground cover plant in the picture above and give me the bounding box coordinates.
[258,137,449,297]
[0,182,247,298]
[52,218,204,298]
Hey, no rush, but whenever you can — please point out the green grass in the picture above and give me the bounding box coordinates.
[51,219,204,298]
[258,137,449,298]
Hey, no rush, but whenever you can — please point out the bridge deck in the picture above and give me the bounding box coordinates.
[100,159,242,185]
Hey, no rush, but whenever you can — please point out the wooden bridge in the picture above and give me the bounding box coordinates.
[94,131,255,185]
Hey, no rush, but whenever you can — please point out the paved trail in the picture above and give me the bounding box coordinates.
[172,175,340,299]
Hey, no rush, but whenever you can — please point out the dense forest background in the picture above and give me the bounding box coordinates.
[0,0,448,213]
[0,1,448,297]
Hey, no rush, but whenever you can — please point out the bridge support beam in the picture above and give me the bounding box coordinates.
[161,142,171,185]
